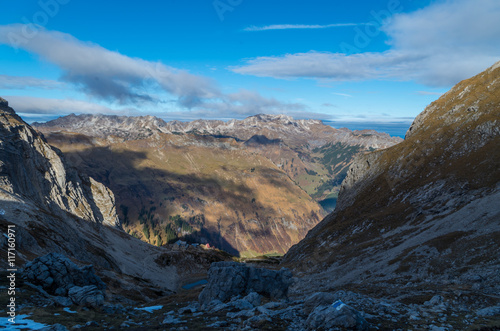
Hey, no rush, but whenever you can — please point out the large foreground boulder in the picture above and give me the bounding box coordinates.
[199,262,292,307]
[68,285,105,308]
[306,300,369,330]
[303,292,336,315]
[23,253,106,296]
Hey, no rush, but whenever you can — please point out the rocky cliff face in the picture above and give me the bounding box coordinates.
[0,98,119,227]
[282,62,500,297]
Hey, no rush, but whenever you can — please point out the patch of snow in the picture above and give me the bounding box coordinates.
[332,300,346,311]
[134,305,163,313]
[63,307,77,314]
[0,314,48,330]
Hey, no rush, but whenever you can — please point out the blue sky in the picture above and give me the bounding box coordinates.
[0,0,499,137]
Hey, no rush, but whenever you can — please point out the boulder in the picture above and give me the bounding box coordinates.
[476,306,500,317]
[22,253,106,296]
[243,292,262,307]
[244,314,272,328]
[199,261,292,307]
[229,299,254,311]
[306,300,369,331]
[303,292,336,315]
[424,295,444,306]
[68,285,105,308]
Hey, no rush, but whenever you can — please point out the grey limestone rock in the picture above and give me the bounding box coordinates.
[243,292,262,307]
[306,300,369,331]
[23,253,106,297]
[68,285,105,308]
[198,261,292,307]
[303,292,336,315]
[476,306,500,317]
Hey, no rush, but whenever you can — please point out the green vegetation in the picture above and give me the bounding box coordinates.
[165,223,178,243]
[142,224,150,240]
[170,215,193,233]
[156,235,163,246]
[305,168,318,176]
[313,142,362,174]
[138,205,157,225]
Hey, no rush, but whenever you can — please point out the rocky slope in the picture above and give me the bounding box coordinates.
[0,98,231,300]
[282,61,500,312]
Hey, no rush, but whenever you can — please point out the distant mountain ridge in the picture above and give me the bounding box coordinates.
[36,113,402,211]
[34,113,402,256]
[35,113,402,149]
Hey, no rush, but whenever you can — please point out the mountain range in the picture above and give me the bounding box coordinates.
[0,61,498,330]
[34,113,401,257]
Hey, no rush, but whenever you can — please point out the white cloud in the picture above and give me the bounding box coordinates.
[332,92,353,98]
[196,89,307,118]
[232,0,500,87]
[0,24,218,107]
[244,23,361,32]
[0,25,303,116]
[0,75,64,90]
[6,95,120,115]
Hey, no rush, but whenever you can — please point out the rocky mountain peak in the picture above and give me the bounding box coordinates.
[36,112,401,152]
[406,60,500,140]
[247,113,294,123]
[0,97,14,115]
[242,114,323,129]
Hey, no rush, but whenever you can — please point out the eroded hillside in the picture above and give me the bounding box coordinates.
[283,61,500,296]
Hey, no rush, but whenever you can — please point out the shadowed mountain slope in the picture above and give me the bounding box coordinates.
[0,98,230,299]
[282,61,500,296]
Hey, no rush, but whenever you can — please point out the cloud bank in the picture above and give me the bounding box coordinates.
[232,0,500,87]
[6,96,116,115]
[0,75,64,90]
[0,24,301,117]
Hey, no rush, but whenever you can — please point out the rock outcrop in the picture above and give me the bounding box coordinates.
[23,253,105,296]
[305,300,369,330]
[68,285,105,308]
[199,261,292,307]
